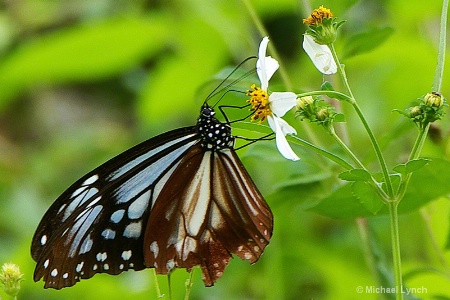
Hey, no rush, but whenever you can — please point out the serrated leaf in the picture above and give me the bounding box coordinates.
[338,169,372,181]
[393,159,430,175]
[342,27,394,59]
[352,182,383,214]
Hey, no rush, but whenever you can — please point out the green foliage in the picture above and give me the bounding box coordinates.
[0,0,449,299]
[342,27,395,59]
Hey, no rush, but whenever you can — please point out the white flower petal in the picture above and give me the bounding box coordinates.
[256,37,279,91]
[303,35,337,75]
[267,115,300,161]
[269,92,297,117]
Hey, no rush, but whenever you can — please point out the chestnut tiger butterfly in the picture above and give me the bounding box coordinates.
[31,57,273,289]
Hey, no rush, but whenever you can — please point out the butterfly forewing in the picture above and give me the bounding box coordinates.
[31,127,200,289]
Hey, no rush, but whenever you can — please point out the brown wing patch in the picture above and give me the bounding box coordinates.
[143,145,273,286]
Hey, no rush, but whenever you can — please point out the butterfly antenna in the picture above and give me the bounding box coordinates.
[204,56,257,106]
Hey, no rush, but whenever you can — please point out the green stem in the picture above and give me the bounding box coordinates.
[328,126,366,169]
[328,43,394,198]
[152,269,163,298]
[396,123,430,201]
[327,126,389,201]
[388,201,403,300]
[433,0,448,93]
[168,273,173,300]
[297,90,353,103]
[289,135,354,170]
[184,269,195,300]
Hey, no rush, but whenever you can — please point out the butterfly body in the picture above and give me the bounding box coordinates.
[31,104,273,289]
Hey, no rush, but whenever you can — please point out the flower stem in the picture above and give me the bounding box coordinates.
[289,135,354,170]
[388,201,403,300]
[433,0,448,93]
[396,123,430,201]
[152,269,163,298]
[327,126,389,201]
[328,43,394,198]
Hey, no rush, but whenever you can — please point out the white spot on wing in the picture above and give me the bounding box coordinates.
[44,259,49,269]
[123,221,142,239]
[83,174,99,185]
[96,252,107,262]
[128,190,150,219]
[122,250,132,261]
[166,259,175,271]
[40,235,47,245]
[182,237,197,261]
[63,273,68,279]
[76,262,84,273]
[150,241,159,258]
[101,228,116,240]
[51,269,58,277]
[110,209,125,224]
[79,235,93,254]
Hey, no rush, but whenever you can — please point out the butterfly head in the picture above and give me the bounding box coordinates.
[197,105,234,150]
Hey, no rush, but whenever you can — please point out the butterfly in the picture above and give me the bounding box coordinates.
[31,64,274,290]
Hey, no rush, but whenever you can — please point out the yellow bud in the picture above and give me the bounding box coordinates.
[0,263,23,297]
[316,108,330,121]
[296,96,314,110]
[424,92,444,108]
[409,106,422,118]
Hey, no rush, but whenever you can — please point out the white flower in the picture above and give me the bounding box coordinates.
[254,37,299,161]
[303,34,337,74]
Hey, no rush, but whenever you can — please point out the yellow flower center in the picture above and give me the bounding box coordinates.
[303,5,333,25]
[247,84,272,123]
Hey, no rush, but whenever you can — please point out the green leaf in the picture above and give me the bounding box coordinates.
[338,169,372,181]
[321,81,334,91]
[0,15,170,109]
[351,182,384,214]
[307,184,368,218]
[342,27,394,59]
[393,159,430,175]
[333,113,346,122]
[309,158,450,218]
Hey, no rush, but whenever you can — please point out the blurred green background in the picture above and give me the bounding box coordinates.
[1,0,450,299]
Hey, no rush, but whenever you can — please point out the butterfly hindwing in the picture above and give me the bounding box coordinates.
[143,145,272,286]
[31,127,200,289]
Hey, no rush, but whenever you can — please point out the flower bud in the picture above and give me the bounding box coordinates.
[303,6,345,45]
[408,106,422,118]
[296,96,314,110]
[0,263,24,297]
[316,108,330,121]
[424,92,444,108]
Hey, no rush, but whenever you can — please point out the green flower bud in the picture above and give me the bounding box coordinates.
[296,96,314,110]
[424,92,444,108]
[0,263,24,298]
